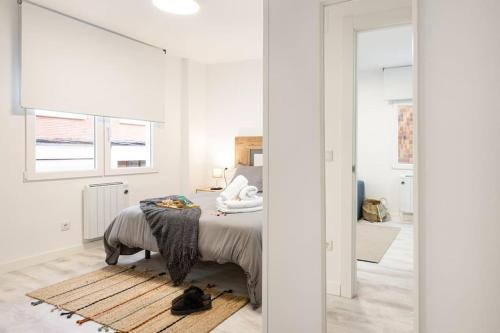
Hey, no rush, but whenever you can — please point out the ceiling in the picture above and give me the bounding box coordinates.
[357,25,413,71]
[31,0,263,64]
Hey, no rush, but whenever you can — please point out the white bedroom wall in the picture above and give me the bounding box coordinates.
[181,59,263,191]
[181,59,263,189]
[182,59,210,193]
[205,60,263,171]
[357,69,411,215]
[0,0,183,269]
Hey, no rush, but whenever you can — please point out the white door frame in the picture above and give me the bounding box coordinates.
[322,0,419,330]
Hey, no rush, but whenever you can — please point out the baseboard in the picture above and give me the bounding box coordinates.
[327,280,341,296]
[0,241,101,275]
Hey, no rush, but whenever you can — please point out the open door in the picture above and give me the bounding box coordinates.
[323,0,412,299]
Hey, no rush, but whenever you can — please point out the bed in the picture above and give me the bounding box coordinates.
[103,136,263,306]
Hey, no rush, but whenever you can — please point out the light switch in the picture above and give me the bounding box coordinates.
[325,150,334,162]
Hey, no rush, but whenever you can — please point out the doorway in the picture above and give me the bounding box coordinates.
[323,0,417,332]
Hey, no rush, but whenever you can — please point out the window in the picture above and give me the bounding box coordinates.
[394,103,413,169]
[106,118,154,174]
[25,110,157,180]
[34,110,96,172]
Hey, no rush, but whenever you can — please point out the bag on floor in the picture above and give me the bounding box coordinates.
[362,198,389,222]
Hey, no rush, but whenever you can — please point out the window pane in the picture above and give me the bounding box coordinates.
[35,110,95,172]
[398,105,413,164]
[110,119,151,169]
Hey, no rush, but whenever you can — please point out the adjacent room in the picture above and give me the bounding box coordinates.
[0,0,263,332]
[348,24,414,331]
[355,23,414,272]
[323,1,415,332]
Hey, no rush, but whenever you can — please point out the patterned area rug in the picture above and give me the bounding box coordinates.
[27,265,248,333]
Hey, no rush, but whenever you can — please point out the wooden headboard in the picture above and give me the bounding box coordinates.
[235,136,263,166]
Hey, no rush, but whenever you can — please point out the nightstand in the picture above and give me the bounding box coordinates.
[195,187,223,193]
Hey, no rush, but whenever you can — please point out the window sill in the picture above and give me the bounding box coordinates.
[104,167,159,176]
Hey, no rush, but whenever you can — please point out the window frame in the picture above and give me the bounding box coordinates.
[25,109,104,181]
[24,110,158,181]
[103,118,158,176]
[392,100,414,170]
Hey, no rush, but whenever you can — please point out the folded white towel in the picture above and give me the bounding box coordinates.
[216,205,263,214]
[238,185,259,201]
[219,175,248,201]
[217,196,263,209]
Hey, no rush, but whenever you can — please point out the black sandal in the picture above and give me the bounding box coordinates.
[171,286,212,305]
[171,286,212,315]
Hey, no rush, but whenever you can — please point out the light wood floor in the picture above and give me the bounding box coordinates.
[328,220,414,333]
[0,221,412,333]
[0,245,261,333]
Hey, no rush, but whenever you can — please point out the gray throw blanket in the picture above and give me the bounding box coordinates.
[140,196,202,284]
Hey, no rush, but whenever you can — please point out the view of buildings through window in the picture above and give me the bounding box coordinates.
[109,118,151,169]
[35,110,151,173]
[35,111,95,172]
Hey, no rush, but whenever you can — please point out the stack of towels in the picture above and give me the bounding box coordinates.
[216,175,263,213]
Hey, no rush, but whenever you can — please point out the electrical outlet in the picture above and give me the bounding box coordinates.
[60,221,71,232]
[326,240,334,251]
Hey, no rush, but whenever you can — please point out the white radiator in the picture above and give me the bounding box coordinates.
[83,182,129,240]
[400,175,413,214]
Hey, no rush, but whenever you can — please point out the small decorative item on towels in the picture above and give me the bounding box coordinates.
[362,198,389,222]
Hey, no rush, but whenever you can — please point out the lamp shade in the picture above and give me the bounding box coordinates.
[212,168,224,178]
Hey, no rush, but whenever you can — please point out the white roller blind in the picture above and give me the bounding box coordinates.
[21,2,166,122]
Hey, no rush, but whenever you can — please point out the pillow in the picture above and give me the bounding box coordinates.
[231,165,263,192]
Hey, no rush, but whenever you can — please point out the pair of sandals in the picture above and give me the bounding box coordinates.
[171,286,212,315]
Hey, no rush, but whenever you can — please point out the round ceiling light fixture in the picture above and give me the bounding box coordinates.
[152,0,200,15]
